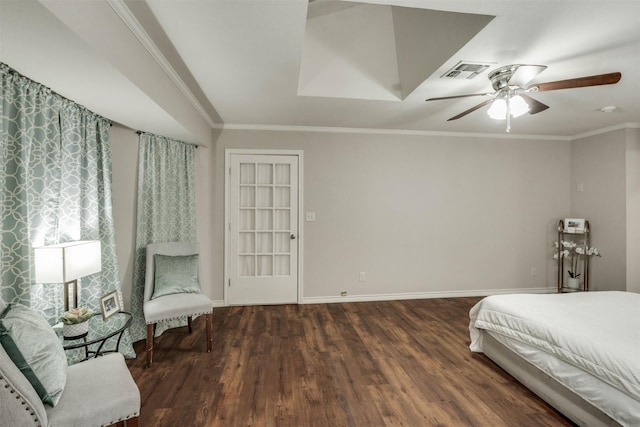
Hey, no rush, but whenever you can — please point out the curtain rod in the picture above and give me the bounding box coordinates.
[136,130,199,147]
[2,63,197,145]
[1,62,111,125]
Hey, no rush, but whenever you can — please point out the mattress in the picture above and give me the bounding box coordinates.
[469,291,640,426]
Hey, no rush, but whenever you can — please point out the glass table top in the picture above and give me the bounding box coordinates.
[57,311,132,351]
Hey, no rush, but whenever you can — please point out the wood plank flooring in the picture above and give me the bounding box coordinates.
[126,298,573,426]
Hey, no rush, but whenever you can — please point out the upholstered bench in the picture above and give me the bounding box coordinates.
[0,299,140,427]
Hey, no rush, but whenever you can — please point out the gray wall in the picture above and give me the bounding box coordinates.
[571,127,640,292]
[111,125,638,308]
[571,129,626,290]
[213,130,570,301]
[110,125,139,310]
[626,128,640,293]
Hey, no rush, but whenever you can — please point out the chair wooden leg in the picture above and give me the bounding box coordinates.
[206,313,212,353]
[146,323,154,368]
[188,316,193,334]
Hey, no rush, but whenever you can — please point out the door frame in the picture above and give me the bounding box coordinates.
[224,149,304,306]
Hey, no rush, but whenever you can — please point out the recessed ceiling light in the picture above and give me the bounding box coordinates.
[599,105,617,113]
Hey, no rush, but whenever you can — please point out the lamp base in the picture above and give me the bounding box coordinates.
[64,279,79,312]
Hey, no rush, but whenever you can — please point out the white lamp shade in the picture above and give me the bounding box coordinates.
[34,240,101,283]
[509,95,530,117]
[487,95,530,120]
[487,98,507,120]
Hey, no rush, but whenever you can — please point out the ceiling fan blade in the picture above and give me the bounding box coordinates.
[532,72,621,92]
[426,93,491,101]
[447,99,494,121]
[508,65,547,87]
[520,94,549,115]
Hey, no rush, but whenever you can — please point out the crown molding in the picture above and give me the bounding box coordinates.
[215,123,570,141]
[105,0,217,129]
[571,122,640,141]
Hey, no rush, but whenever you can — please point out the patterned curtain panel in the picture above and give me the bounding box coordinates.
[0,63,134,358]
[129,132,197,342]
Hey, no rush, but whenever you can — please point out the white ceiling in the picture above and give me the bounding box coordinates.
[297,3,494,101]
[0,0,199,141]
[1,0,639,142]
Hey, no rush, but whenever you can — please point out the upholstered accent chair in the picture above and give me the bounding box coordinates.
[144,242,213,368]
[0,299,140,427]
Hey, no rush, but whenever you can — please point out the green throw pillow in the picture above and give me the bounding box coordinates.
[0,303,67,406]
[152,254,201,299]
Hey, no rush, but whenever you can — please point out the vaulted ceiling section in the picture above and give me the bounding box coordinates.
[299,2,494,101]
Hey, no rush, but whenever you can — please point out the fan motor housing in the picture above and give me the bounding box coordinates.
[489,65,519,91]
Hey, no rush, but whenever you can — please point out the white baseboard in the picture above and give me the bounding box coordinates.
[210,288,555,307]
[301,287,555,305]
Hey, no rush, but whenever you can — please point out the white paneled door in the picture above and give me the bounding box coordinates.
[228,154,299,305]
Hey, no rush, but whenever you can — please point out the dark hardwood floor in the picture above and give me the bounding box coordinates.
[126,297,573,426]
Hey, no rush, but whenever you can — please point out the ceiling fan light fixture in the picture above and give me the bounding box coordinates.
[487,94,529,121]
[427,65,621,131]
[487,98,507,120]
[509,95,530,117]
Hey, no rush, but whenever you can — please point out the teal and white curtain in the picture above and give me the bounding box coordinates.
[0,63,134,357]
[129,132,197,342]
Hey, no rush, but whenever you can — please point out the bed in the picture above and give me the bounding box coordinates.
[469,291,640,427]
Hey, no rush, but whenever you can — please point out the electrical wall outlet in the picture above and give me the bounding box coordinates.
[531,267,537,277]
[359,272,366,282]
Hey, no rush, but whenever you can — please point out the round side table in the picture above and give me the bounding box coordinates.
[58,311,132,361]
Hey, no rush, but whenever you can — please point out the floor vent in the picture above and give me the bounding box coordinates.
[441,61,494,79]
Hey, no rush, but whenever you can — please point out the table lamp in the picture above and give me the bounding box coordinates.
[34,240,102,311]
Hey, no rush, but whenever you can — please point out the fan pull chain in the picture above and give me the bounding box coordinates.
[506,97,512,132]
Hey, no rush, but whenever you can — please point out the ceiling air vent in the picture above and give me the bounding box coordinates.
[441,61,494,79]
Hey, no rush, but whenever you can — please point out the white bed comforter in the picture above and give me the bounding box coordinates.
[469,291,640,405]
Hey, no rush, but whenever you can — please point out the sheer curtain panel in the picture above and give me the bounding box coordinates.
[129,132,197,342]
[0,63,134,357]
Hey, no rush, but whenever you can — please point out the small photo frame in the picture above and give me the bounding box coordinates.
[100,290,121,320]
[564,218,586,233]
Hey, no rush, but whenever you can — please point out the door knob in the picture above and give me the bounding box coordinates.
[290,234,296,240]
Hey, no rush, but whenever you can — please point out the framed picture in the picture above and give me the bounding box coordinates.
[564,218,586,233]
[100,290,121,320]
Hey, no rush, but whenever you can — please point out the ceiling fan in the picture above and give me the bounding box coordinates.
[426,64,622,132]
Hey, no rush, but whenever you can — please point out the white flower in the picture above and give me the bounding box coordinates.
[553,240,601,278]
[586,247,601,256]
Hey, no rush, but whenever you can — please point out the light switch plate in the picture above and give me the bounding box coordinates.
[305,212,316,221]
